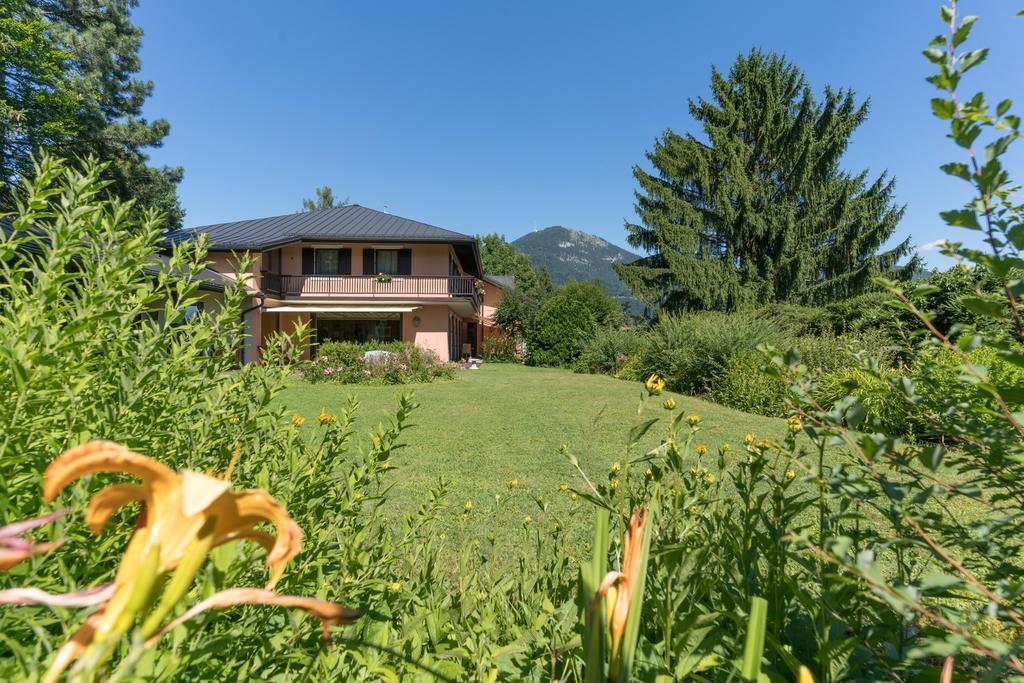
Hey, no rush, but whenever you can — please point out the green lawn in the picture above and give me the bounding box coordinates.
[277,364,789,547]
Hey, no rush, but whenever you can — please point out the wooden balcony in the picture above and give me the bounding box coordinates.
[260,273,480,306]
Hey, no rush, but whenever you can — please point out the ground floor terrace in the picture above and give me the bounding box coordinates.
[251,303,502,362]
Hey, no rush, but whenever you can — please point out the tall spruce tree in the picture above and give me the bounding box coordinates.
[615,50,917,311]
[301,185,348,212]
[1,0,183,226]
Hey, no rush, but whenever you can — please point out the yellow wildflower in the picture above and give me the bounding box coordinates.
[507,478,519,489]
[570,492,578,501]
[645,374,665,396]
[464,500,473,512]
[686,414,701,427]
[645,468,654,479]
[720,443,732,453]
[291,414,305,428]
[744,433,755,445]
[609,478,620,490]
[759,438,771,450]
[785,469,796,480]
[388,581,402,593]
[663,398,677,410]
[705,474,716,485]
[696,444,708,456]
[317,407,336,425]
[558,482,569,492]
[610,461,622,473]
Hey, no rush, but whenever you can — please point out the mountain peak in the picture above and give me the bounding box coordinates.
[512,226,641,308]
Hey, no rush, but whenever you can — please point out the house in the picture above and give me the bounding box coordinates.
[168,204,508,363]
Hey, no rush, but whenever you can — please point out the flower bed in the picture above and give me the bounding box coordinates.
[296,341,457,385]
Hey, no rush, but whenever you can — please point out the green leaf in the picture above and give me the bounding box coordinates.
[922,48,946,65]
[918,445,944,470]
[741,596,768,681]
[997,99,1012,116]
[957,48,988,75]
[951,16,978,47]
[951,118,983,148]
[939,209,980,229]
[940,162,972,181]
[960,296,1006,318]
[930,98,955,119]
[628,418,659,447]
[581,507,610,683]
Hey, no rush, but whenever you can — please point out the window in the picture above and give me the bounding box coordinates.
[316,317,400,345]
[315,249,340,275]
[374,250,399,275]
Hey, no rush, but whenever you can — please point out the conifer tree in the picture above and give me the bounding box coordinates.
[1,0,183,226]
[615,49,917,311]
[301,185,348,212]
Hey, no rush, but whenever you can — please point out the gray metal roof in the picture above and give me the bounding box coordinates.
[169,204,476,251]
[482,274,516,290]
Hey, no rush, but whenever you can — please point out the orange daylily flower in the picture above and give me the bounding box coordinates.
[590,508,648,675]
[20,440,359,683]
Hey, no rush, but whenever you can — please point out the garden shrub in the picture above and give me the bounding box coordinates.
[574,326,645,375]
[526,292,597,366]
[555,280,623,327]
[906,343,1024,438]
[640,311,789,393]
[613,352,648,381]
[299,340,456,384]
[814,364,910,435]
[707,351,790,416]
[480,333,521,362]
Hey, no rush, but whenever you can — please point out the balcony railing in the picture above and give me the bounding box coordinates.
[260,273,479,303]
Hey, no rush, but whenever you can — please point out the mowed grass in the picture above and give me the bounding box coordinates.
[277,364,790,549]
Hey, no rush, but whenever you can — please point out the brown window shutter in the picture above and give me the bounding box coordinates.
[362,248,375,275]
[338,248,352,275]
[397,248,412,276]
[302,248,314,274]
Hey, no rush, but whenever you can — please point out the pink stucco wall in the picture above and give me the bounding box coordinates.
[479,281,503,324]
[402,305,451,362]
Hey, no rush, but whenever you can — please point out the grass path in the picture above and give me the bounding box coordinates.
[277,364,789,546]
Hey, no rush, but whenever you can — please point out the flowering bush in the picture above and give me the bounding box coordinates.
[299,341,457,384]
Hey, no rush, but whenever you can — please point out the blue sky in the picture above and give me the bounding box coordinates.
[134,1,1023,266]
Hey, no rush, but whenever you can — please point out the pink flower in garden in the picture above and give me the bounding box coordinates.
[324,368,333,376]
[0,508,68,571]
